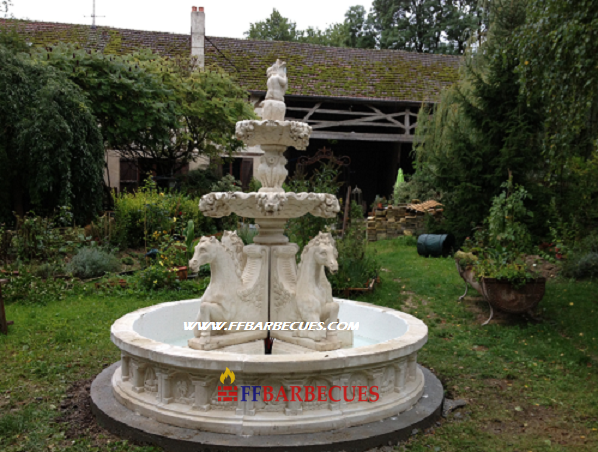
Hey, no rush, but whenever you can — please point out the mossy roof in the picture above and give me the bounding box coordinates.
[2,19,461,103]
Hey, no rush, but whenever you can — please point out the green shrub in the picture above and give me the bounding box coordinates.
[137,264,180,290]
[329,201,380,293]
[66,247,121,279]
[562,233,598,279]
[400,235,418,247]
[238,223,258,245]
[112,178,216,249]
[32,262,64,279]
[178,168,220,198]
[1,268,72,305]
[285,162,343,253]
[563,252,598,280]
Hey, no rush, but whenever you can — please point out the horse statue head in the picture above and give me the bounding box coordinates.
[299,232,338,274]
[188,236,223,273]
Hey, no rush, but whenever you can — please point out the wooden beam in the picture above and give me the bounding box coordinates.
[302,102,321,121]
[311,131,414,142]
[310,112,406,130]
[286,107,382,116]
[304,119,405,129]
[367,105,403,126]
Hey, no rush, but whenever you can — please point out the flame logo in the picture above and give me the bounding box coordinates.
[220,367,235,384]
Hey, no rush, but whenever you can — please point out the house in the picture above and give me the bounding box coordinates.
[2,7,461,205]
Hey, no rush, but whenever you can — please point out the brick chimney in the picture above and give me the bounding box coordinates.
[191,6,205,70]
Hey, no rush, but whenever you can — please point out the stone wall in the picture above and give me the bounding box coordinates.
[367,201,443,242]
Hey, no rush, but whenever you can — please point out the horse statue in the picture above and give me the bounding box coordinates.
[295,232,340,341]
[188,231,266,347]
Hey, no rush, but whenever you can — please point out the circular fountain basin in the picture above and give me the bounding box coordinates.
[110,298,427,436]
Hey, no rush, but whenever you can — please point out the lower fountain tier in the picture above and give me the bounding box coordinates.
[199,191,340,219]
[111,365,425,435]
[109,298,428,436]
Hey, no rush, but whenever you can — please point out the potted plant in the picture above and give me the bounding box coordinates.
[328,202,381,296]
[459,176,545,323]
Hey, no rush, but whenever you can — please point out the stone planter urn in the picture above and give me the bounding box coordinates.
[455,260,545,325]
[481,277,546,315]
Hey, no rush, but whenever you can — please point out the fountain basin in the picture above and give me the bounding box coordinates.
[110,298,427,436]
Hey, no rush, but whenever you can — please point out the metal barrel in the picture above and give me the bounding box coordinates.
[416,234,455,257]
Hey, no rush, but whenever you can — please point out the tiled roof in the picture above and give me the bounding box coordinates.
[1,19,461,103]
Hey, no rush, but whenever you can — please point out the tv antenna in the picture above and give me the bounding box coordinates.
[85,0,105,29]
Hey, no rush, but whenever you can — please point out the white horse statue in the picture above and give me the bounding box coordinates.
[188,232,247,342]
[295,232,340,341]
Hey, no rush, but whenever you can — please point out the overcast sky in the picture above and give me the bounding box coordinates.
[10,1,374,38]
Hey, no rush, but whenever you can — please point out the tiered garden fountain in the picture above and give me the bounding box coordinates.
[92,60,443,451]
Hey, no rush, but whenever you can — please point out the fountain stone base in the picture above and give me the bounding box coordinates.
[92,362,443,452]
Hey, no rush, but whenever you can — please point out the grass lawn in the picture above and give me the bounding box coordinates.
[1,237,597,451]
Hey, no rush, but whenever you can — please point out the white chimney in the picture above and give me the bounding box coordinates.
[191,6,205,70]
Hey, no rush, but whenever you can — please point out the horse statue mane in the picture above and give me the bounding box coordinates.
[298,232,337,272]
[221,231,246,278]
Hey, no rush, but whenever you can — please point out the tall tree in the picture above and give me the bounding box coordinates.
[372,0,481,54]
[245,9,300,42]
[343,5,377,48]
[0,45,104,223]
[1,0,12,18]
[297,24,347,47]
[246,6,377,48]
[516,0,598,226]
[30,44,256,181]
[412,0,548,242]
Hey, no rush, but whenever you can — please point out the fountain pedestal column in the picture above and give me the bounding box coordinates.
[253,218,289,245]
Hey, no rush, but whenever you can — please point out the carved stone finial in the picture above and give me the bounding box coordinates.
[262,59,288,121]
[265,59,287,102]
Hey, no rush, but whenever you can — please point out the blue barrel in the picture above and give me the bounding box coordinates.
[417,234,455,257]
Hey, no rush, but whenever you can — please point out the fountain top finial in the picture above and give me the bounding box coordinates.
[265,59,288,103]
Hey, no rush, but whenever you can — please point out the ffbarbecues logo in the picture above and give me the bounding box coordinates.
[217,367,379,403]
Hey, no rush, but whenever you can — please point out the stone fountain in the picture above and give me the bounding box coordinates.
[91,60,443,451]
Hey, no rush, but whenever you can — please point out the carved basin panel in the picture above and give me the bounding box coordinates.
[110,298,427,435]
[236,120,312,150]
[199,192,340,219]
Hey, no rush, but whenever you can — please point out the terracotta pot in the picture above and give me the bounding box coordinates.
[176,266,188,281]
[481,277,546,314]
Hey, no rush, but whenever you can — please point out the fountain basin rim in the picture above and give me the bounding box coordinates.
[199,191,340,220]
[110,298,428,374]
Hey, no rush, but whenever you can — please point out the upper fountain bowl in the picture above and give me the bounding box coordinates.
[236,120,312,150]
